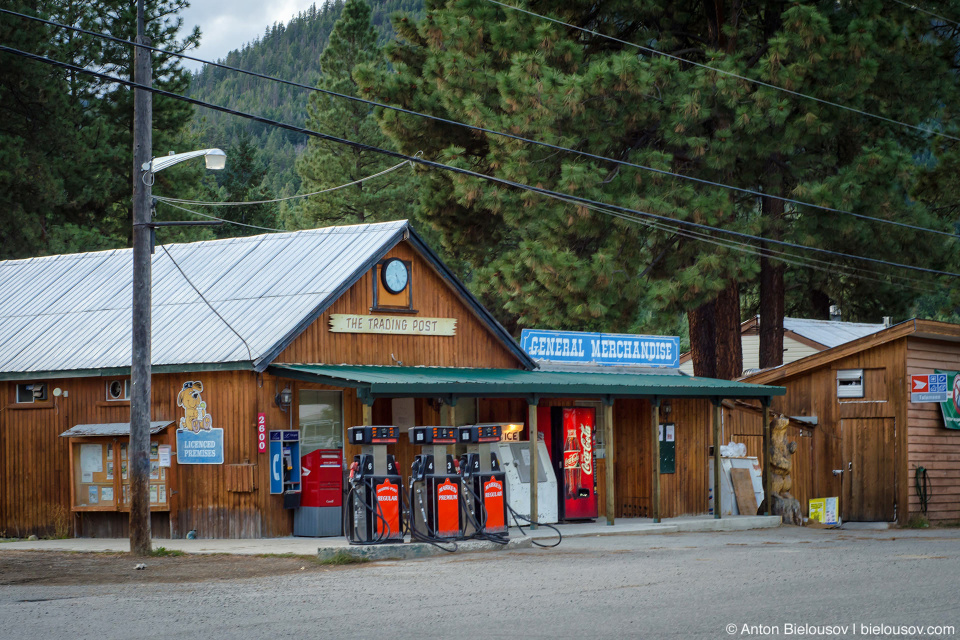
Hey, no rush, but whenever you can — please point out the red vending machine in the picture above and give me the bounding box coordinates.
[551,407,598,521]
[294,449,344,537]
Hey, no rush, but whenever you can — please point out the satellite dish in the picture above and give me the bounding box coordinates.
[53,388,62,397]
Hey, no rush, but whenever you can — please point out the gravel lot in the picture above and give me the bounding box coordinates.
[2,527,958,639]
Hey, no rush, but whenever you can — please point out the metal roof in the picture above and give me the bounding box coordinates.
[60,420,173,437]
[0,220,532,377]
[784,317,886,349]
[268,364,785,401]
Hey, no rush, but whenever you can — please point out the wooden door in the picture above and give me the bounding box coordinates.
[840,418,896,522]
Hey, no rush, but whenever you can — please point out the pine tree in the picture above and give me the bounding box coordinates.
[364,0,960,366]
[295,0,416,228]
[211,132,277,237]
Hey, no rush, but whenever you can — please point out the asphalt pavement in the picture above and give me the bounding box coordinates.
[2,526,958,640]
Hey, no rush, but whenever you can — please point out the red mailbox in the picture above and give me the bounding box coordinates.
[294,449,343,536]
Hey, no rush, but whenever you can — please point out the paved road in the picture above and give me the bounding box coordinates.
[2,527,959,639]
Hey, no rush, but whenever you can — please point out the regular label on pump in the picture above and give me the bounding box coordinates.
[375,479,401,539]
[436,479,460,538]
[483,476,505,533]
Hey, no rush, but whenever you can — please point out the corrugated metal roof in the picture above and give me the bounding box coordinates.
[269,364,785,399]
[0,221,410,375]
[784,317,886,349]
[60,420,173,437]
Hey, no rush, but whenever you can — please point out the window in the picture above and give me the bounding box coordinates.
[106,379,130,401]
[299,390,343,454]
[16,382,47,403]
[837,369,864,398]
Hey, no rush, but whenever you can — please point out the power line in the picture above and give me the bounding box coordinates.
[890,0,960,27]
[1,8,957,240]
[156,157,414,207]
[485,0,960,142]
[158,243,254,361]
[2,44,958,281]
[159,200,287,232]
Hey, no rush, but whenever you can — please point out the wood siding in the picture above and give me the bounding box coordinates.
[728,337,905,522]
[905,338,960,523]
[275,242,523,369]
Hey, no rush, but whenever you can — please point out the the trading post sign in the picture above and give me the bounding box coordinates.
[936,370,960,430]
[911,373,950,403]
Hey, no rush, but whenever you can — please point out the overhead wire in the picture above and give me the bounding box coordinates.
[155,157,415,207]
[2,45,958,281]
[890,0,960,27]
[485,0,960,142]
[1,8,957,240]
[157,243,255,361]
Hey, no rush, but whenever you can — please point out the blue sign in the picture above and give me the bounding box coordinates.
[176,428,224,465]
[520,329,680,368]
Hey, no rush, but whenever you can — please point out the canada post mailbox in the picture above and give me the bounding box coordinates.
[294,449,344,537]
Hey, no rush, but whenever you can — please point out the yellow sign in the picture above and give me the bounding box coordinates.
[809,497,839,525]
[329,314,457,336]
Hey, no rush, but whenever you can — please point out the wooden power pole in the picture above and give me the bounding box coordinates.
[130,0,153,556]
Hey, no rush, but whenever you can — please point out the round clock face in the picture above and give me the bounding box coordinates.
[382,259,409,294]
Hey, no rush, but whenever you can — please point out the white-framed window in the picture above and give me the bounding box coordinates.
[837,369,864,398]
[298,390,344,454]
[106,379,130,401]
[16,382,47,403]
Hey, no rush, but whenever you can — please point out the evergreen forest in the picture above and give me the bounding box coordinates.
[2,0,960,377]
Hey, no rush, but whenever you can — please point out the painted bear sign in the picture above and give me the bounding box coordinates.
[175,380,224,464]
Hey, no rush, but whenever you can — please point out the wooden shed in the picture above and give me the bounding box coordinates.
[726,320,960,525]
[0,221,782,539]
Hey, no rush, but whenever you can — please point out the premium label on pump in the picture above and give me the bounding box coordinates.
[436,479,460,538]
[375,479,401,540]
[483,476,505,533]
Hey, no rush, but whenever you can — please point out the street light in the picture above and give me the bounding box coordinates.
[142,148,226,176]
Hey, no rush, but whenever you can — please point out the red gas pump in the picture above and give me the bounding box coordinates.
[457,424,508,543]
[345,426,404,544]
[408,426,463,542]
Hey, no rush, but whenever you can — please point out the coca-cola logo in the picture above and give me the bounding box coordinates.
[563,449,580,469]
[580,424,593,475]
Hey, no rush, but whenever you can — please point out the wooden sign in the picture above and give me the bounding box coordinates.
[329,314,456,336]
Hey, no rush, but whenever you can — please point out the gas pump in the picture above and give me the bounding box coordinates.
[457,424,508,541]
[345,426,404,544]
[408,426,462,541]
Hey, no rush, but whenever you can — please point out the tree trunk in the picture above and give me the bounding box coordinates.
[715,280,743,379]
[759,194,785,369]
[688,301,717,378]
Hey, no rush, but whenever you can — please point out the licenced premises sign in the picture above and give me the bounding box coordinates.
[520,329,680,368]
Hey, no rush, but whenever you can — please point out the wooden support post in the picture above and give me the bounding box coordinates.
[762,400,771,517]
[713,400,722,519]
[441,401,455,427]
[362,401,373,427]
[604,398,616,526]
[528,399,538,530]
[651,398,661,523]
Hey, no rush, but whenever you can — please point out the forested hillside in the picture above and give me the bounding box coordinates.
[188,0,422,208]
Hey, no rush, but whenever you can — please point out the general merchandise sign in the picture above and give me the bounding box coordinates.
[520,329,679,368]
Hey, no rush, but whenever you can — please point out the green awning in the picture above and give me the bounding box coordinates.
[267,364,784,402]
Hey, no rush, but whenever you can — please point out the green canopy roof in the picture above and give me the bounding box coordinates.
[268,364,784,403]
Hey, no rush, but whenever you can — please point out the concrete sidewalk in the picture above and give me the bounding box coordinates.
[0,515,779,559]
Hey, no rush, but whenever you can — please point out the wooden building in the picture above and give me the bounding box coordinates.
[727,320,960,525]
[0,221,782,539]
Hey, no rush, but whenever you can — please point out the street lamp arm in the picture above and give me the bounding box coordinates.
[143,148,226,173]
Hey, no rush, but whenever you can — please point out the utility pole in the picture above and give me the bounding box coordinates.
[130,0,153,556]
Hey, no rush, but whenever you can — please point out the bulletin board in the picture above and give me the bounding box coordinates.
[70,438,171,512]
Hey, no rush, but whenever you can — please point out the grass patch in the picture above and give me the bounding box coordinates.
[904,515,930,529]
[317,550,370,566]
[150,546,185,557]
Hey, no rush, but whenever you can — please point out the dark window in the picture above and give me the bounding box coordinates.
[16,383,47,403]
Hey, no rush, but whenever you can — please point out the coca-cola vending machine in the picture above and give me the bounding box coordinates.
[550,407,598,521]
